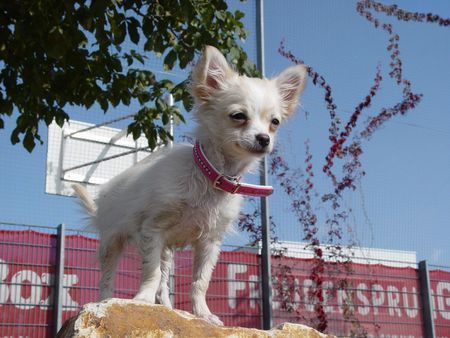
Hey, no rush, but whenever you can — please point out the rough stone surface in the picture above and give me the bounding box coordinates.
[57,298,335,338]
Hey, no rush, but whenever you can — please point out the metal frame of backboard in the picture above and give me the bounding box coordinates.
[46,116,172,198]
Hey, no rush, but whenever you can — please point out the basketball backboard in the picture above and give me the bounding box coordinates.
[46,118,169,198]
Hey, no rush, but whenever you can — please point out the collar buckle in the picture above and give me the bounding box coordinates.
[231,182,241,194]
[213,174,224,190]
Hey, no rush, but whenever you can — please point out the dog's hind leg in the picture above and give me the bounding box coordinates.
[191,238,223,325]
[134,231,163,303]
[98,235,125,300]
[156,246,173,308]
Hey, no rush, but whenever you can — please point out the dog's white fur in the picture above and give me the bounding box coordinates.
[72,46,306,325]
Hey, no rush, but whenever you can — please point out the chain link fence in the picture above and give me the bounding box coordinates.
[1,223,449,337]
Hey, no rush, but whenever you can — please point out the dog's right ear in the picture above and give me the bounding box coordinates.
[275,64,307,118]
[190,46,235,101]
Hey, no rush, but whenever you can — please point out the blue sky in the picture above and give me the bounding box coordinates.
[1,0,449,266]
[261,0,450,266]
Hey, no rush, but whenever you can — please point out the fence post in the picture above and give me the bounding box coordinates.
[259,163,273,330]
[418,260,436,338]
[256,0,273,330]
[169,258,175,306]
[54,223,65,336]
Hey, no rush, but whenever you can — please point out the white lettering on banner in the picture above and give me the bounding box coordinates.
[292,278,301,311]
[39,273,79,310]
[322,281,334,313]
[40,273,54,309]
[402,286,418,318]
[431,289,438,320]
[227,264,247,309]
[302,279,315,312]
[437,281,450,320]
[0,260,79,310]
[223,274,445,321]
[248,275,260,309]
[271,278,280,311]
[10,270,42,310]
[281,278,290,310]
[271,276,303,312]
[357,283,370,316]
[62,274,79,308]
[337,287,355,314]
[371,284,385,315]
[0,259,9,304]
[387,285,402,317]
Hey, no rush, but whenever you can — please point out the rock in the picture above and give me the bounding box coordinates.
[57,298,335,338]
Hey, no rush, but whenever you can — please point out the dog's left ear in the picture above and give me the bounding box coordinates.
[275,65,307,118]
[190,46,235,101]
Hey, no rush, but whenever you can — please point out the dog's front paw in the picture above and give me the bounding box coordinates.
[133,292,155,304]
[197,313,224,326]
[156,288,172,309]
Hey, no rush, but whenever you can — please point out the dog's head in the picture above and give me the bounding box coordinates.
[190,46,306,159]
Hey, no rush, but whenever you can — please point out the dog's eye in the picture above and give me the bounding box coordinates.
[271,118,280,126]
[230,112,248,121]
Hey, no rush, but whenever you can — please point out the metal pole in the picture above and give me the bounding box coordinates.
[164,93,175,148]
[418,260,436,338]
[256,0,273,330]
[165,93,175,304]
[54,223,66,336]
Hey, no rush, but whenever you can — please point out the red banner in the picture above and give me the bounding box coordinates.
[0,230,449,337]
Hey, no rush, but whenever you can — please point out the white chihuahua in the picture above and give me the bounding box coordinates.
[72,46,306,325]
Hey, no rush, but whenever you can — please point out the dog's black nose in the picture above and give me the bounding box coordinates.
[256,133,270,147]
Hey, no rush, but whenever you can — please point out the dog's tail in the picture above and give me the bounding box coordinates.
[72,183,97,217]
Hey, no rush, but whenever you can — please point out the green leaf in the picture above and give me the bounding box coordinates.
[99,98,109,112]
[128,17,140,44]
[155,97,165,111]
[143,38,154,51]
[0,98,13,116]
[163,50,177,71]
[142,17,154,36]
[128,122,141,140]
[182,92,193,111]
[235,10,245,20]
[229,46,240,64]
[110,57,123,72]
[23,130,36,153]
[162,112,170,125]
[131,50,145,65]
[160,79,174,91]
[153,35,167,54]
[115,20,127,45]
[55,110,69,127]
[215,1,228,11]
[44,114,53,126]
[10,129,20,145]
[215,11,226,21]
[173,109,186,123]
[125,54,133,66]
[179,49,194,69]
[144,123,157,149]
[133,127,141,140]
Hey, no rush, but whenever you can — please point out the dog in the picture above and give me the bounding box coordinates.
[72,45,306,325]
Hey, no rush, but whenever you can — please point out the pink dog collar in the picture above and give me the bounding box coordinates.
[193,141,274,197]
